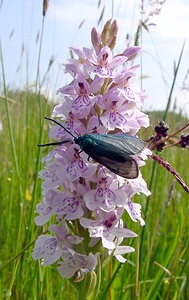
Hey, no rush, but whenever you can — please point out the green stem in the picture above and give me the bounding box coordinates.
[163,41,185,121]
[26,16,46,241]
[0,38,25,294]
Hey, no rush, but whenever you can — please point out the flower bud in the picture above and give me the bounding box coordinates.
[101,19,112,45]
[91,27,101,47]
[122,46,141,60]
[109,19,118,37]
[107,35,117,50]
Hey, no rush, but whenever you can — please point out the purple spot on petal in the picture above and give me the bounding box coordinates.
[104,213,117,228]
[44,206,53,215]
[57,197,79,215]
[125,87,135,100]
[110,112,116,122]
[72,95,90,112]
[78,82,87,94]
[44,238,57,255]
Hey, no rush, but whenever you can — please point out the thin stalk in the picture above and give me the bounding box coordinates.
[0,43,24,202]
[140,41,186,255]
[0,37,24,294]
[163,41,185,121]
[26,16,46,241]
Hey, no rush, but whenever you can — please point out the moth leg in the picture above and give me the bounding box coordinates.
[78,150,93,162]
[99,165,107,176]
[78,150,83,155]
[87,156,93,163]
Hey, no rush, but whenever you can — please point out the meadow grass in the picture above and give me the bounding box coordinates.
[0,2,189,299]
[0,90,188,300]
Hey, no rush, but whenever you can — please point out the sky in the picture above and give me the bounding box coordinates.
[0,0,189,115]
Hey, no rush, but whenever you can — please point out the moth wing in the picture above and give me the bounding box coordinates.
[90,152,139,179]
[114,134,146,154]
[89,134,146,155]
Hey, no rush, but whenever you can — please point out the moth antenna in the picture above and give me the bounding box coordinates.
[44,117,76,138]
[38,140,72,147]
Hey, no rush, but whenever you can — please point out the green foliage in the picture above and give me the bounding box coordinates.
[0,90,188,299]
